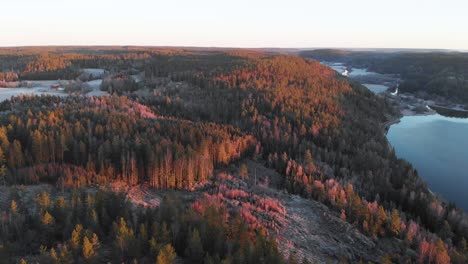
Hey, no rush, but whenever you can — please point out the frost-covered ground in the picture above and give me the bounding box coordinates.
[0,78,109,102]
[0,87,68,102]
[85,79,108,97]
[131,73,144,83]
[0,80,70,102]
[82,68,105,77]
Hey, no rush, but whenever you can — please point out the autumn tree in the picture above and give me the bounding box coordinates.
[304,149,315,174]
[36,192,51,210]
[42,211,54,225]
[10,200,18,214]
[8,140,24,169]
[389,209,401,236]
[71,224,83,251]
[0,148,6,185]
[157,244,176,264]
[31,130,44,163]
[82,236,95,260]
[50,248,59,263]
[435,239,450,264]
[240,163,248,179]
[114,217,135,260]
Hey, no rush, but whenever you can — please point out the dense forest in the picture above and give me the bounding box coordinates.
[0,188,283,263]
[0,95,255,189]
[140,52,466,262]
[0,47,468,263]
[300,49,468,104]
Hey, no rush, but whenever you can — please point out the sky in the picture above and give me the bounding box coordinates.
[1,0,467,50]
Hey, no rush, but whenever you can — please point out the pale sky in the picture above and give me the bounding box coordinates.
[1,0,467,49]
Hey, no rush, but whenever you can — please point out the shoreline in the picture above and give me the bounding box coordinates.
[381,94,466,211]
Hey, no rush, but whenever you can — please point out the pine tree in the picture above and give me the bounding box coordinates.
[10,200,18,214]
[288,251,299,264]
[304,149,315,173]
[36,192,51,210]
[0,148,6,185]
[31,130,44,163]
[184,228,204,263]
[240,163,248,179]
[91,233,100,249]
[435,239,450,264]
[156,244,176,264]
[0,126,9,151]
[149,237,158,257]
[82,236,95,260]
[71,224,83,250]
[458,237,467,253]
[42,211,54,225]
[389,209,401,236]
[114,217,134,259]
[60,245,73,263]
[50,248,59,263]
[379,255,392,264]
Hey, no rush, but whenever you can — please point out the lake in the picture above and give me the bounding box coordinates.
[363,84,389,94]
[321,62,388,94]
[387,114,468,211]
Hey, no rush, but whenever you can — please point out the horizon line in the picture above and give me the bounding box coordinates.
[0,45,466,52]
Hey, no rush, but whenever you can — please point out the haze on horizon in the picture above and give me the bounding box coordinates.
[1,0,467,50]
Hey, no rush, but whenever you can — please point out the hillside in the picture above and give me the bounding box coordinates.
[0,47,467,263]
[300,49,468,105]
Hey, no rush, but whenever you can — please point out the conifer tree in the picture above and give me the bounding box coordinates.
[82,236,95,260]
[185,228,204,263]
[71,224,83,250]
[10,200,18,214]
[240,163,248,179]
[42,211,54,225]
[156,244,176,264]
[0,148,6,185]
[389,209,401,236]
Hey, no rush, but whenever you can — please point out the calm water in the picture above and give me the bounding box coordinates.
[387,114,468,211]
[363,84,389,94]
[324,63,377,77]
[321,62,386,94]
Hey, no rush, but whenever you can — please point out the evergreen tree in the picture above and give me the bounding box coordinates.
[240,163,248,179]
[389,210,401,236]
[0,148,6,185]
[10,200,18,214]
[288,251,299,264]
[458,237,467,253]
[42,211,55,225]
[156,244,176,264]
[71,224,83,250]
[82,236,95,260]
[184,228,204,263]
[50,248,59,263]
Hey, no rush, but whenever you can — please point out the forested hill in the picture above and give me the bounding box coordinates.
[0,48,467,263]
[142,52,465,262]
[300,49,468,104]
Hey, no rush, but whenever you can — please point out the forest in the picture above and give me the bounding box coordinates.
[0,47,467,263]
[300,49,468,104]
[0,188,283,263]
